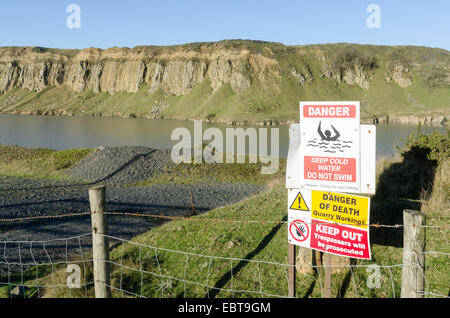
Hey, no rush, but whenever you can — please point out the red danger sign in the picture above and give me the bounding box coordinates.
[303,105,357,118]
[304,156,356,182]
[310,219,370,259]
[299,101,361,193]
[289,219,309,242]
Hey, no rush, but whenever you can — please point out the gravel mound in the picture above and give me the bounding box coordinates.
[66,146,174,185]
[0,176,263,275]
[0,145,266,274]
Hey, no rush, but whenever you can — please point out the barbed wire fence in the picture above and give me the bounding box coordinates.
[0,233,94,298]
[100,233,450,298]
[0,187,448,298]
[0,229,447,299]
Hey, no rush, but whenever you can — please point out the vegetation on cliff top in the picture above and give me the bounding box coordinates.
[0,40,448,124]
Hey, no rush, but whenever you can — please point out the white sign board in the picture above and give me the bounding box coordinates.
[286,123,376,195]
[299,101,361,193]
[286,100,376,262]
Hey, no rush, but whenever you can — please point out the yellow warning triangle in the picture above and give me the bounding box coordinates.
[290,192,309,211]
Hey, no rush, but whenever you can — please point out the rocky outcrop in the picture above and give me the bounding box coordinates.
[362,114,448,126]
[385,62,412,87]
[320,63,371,89]
[344,65,372,89]
[0,46,279,96]
[318,46,376,89]
[0,44,381,96]
[290,67,313,86]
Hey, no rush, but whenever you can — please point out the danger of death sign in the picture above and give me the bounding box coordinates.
[299,101,361,193]
[287,189,371,260]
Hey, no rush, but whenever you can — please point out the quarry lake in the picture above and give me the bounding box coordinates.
[0,113,446,158]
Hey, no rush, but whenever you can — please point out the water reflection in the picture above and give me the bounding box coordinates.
[0,114,446,159]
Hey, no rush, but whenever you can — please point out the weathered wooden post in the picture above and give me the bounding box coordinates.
[89,185,111,298]
[324,252,332,298]
[314,250,322,272]
[401,209,425,298]
[288,244,296,297]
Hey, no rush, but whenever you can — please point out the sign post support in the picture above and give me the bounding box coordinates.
[286,101,376,298]
[288,244,296,297]
[324,253,332,298]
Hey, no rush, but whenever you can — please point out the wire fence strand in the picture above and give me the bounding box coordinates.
[0,210,448,230]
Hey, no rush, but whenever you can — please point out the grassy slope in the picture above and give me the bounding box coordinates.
[1,42,449,123]
[109,158,449,298]
[421,159,450,295]
[0,145,94,179]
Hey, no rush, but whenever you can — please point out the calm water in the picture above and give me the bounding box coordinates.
[0,114,446,158]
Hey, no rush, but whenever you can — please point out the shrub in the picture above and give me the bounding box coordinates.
[399,129,450,163]
[425,66,447,88]
[332,47,377,75]
[206,113,216,121]
[31,46,49,53]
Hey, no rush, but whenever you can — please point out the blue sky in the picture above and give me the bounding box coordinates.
[0,0,449,50]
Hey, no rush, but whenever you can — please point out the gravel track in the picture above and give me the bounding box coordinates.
[0,147,264,275]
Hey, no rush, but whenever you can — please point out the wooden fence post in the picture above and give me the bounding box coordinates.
[401,209,425,298]
[324,252,332,298]
[314,250,322,272]
[89,185,111,298]
[288,244,296,297]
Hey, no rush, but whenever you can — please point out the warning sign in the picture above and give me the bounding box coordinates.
[299,101,361,193]
[287,189,311,248]
[310,191,369,229]
[310,220,370,259]
[288,189,371,260]
[304,156,356,182]
[290,192,309,211]
[287,101,373,260]
[289,219,309,242]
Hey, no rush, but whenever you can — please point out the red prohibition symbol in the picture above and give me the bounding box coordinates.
[289,219,309,242]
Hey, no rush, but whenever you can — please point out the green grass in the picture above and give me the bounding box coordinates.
[0,145,94,179]
[6,156,446,298]
[420,159,450,296]
[100,181,413,298]
[135,156,286,186]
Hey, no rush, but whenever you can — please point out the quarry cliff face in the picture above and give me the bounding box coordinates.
[0,43,418,98]
[0,46,280,96]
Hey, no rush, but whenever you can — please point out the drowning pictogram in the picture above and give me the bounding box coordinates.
[317,121,340,141]
[305,122,353,154]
